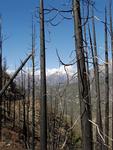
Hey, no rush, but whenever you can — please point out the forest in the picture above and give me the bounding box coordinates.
[0,0,113,150]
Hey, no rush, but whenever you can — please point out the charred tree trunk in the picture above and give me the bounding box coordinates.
[109,1,113,150]
[40,0,47,149]
[83,17,92,124]
[3,58,7,125]
[27,69,30,146]
[73,1,93,150]
[92,6,103,150]
[70,98,74,149]
[13,79,16,128]
[18,78,21,138]
[21,71,27,148]
[0,15,2,140]
[31,20,35,150]
[13,93,16,128]
[104,7,109,150]
[0,53,32,97]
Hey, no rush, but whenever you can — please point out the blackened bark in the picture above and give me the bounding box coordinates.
[92,7,103,150]
[73,1,93,150]
[27,70,30,146]
[40,0,47,149]
[32,20,35,150]
[22,72,27,147]
[104,7,109,150]
[109,1,113,149]
[0,15,2,140]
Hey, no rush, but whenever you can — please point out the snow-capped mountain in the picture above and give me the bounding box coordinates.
[7,65,77,85]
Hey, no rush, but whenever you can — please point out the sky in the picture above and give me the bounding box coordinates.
[0,0,110,74]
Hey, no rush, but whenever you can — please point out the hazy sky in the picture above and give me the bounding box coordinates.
[0,0,109,71]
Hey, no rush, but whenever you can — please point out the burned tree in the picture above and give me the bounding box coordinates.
[3,58,7,125]
[31,19,36,150]
[0,15,2,140]
[22,71,27,147]
[0,53,32,97]
[92,5,103,150]
[73,0,93,150]
[109,0,113,149]
[26,68,30,146]
[40,0,47,149]
[104,7,109,150]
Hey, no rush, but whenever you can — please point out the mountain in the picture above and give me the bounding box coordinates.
[7,60,112,86]
[7,65,76,85]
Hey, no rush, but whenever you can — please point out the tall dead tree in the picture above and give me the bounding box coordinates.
[109,0,113,149]
[13,67,17,128]
[27,68,30,146]
[92,6,103,150]
[31,19,35,150]
[82,1,90,76]
[21,71,27,147]
[88,24,95,71]
[73,1,93,150]
[3,58,7,125]
[83,7,92,117]
[18,77,21,138]
[0,15,2,140]
[0,53,32,96]
[13,83,16,128]
[104,7,109,150]
[40,0,47,149]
